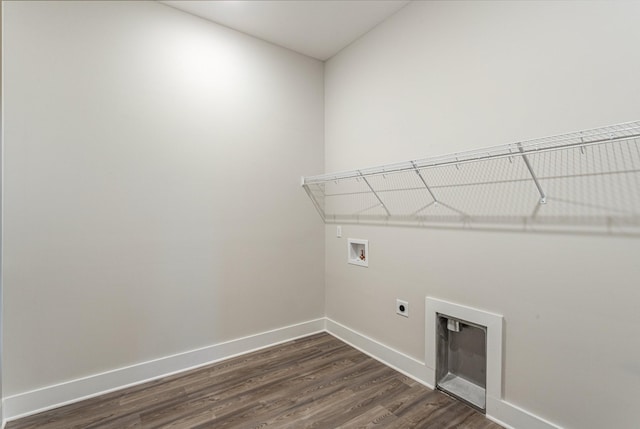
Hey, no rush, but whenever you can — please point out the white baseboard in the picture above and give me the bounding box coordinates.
[487,397,564,429]
[325,317,562,429]
[324,318,434,388]
[4,317,562,429]
[3,318,325,422]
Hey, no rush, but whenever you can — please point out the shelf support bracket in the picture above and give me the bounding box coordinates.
[411,161,438,204]
[518,144,547,205]
[358,170,391,216]
[410,161,469,218]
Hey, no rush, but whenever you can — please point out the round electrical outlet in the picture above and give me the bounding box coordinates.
[396,299,409,317]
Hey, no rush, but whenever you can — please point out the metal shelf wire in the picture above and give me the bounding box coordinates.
[302,121,640,234]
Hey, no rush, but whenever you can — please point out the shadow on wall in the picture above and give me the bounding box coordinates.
[303,123,640,237]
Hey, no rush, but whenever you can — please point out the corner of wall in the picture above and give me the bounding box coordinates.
[3,319,325,422]
[325,317,562,429]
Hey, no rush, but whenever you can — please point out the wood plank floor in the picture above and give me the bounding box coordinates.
[7,333,504,429]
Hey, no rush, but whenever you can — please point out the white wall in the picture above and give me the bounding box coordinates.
[0,1,4,422]
[5,1,640,427]
[3,0,324,398]
[325,2,640,429]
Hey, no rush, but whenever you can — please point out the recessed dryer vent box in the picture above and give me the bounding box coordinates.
[436,314,487,412]
[347,238,368,267]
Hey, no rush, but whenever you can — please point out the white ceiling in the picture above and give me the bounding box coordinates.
[161,1,410,61]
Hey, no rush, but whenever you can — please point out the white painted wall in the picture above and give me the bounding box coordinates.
[5,1,640,427]
[0,1,4,422]
[325,2,640,429]
[3,0,324,397]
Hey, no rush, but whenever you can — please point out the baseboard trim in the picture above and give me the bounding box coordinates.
[487,397,563,429]
[324,318,434,388]
[325,317,562,429]
[4,317,562,429]
[3,318,325,422]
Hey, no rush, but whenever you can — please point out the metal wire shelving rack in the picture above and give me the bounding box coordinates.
[302,121,640,234]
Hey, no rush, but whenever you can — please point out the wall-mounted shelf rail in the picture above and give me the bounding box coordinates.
[302,121,640,234]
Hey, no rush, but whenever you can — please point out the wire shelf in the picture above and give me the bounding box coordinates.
[302,121,640,234]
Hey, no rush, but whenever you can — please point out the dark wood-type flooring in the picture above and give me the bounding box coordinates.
[7,333,504,429]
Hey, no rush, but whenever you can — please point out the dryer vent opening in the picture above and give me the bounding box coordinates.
[436,314,487,412]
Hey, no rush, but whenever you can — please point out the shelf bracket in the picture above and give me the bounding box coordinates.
[518,144,547,205]
[411,161,438,204]
[410,161,469,218]
[359,170,391,216]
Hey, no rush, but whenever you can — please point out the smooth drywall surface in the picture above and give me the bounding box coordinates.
[324,2,640,428]
[4,0,324,396]
[0,0,4,422]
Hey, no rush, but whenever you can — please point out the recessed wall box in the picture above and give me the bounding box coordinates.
[347,238,368,267]
[436,314,487,412]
